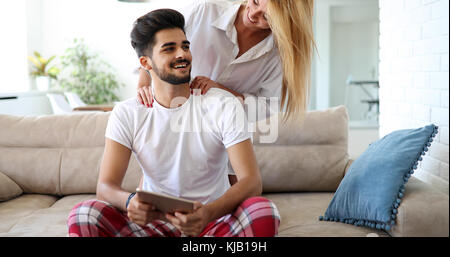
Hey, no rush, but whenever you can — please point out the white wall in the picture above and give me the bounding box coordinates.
[313,0,379,111]
[0,0,30,93]
[330,5,379,121]
[313,1,331,110]
[379,0,449,194]
[26,0,196,100]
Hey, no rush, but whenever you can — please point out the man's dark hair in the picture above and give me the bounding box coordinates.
[131,9,185,58]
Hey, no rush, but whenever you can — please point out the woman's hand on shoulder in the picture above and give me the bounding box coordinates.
[137,86,154,108]
[190,76,223,95]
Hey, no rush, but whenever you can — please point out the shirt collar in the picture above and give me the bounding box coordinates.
[211,3,241,32]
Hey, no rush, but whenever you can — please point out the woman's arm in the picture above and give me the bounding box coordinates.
[137,68,153,107]
[190,74,282,123]
[241,76,282,123]
[190,76,244,100]
[138,67,151,88]
[215,83,244,100]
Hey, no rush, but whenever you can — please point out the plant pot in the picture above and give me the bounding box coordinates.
[35,76,51,91]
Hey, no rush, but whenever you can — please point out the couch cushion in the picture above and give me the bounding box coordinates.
[0,113,110,195]
[255,145,348,192]
[0,194,58,234]
[59,148,141,195]
[0,194,95,237]
[0,147,61,194]
[0,113,142,195]
[263,192,389,237]
[253,105,348,146]
[1,192,389,237]
[0,113,109,148]
[254,106,349,192]
[0,170,23,201]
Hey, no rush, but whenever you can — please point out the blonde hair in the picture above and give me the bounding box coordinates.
[267,0,316,123]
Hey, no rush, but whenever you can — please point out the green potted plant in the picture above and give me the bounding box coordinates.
[57,38,123,104]
[28,51,60,91]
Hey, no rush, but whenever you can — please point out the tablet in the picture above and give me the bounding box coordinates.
[135,188,195,214]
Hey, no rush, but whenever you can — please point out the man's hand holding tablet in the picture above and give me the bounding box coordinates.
[135,188,195,214]
[129,188,209,236]
[126,189,166,226]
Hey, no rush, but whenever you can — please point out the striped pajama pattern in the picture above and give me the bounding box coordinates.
[67,196,280,237]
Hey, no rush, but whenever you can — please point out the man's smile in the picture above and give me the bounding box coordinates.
[171,60,191,71]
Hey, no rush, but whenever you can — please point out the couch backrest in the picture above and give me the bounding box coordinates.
[0,105,349,196]
[0,112,140,195]
[253,105,349,192]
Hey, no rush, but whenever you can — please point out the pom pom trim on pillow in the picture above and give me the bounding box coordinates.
[318,125,439,231]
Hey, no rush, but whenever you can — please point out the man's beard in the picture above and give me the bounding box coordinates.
[153,60,191,85]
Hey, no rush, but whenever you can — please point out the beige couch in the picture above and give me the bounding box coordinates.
[0,106,448,237]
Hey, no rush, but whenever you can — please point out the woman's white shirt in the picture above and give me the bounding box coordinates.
[180,0,282,122]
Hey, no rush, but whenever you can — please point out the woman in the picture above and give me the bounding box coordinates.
[137,0,315,123]
[137,0,315,184]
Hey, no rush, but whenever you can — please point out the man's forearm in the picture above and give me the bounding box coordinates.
[97,182,132,212]
[96,139,133,212]
[204,176,262,222]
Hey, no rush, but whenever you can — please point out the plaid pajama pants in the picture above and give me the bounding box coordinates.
[67,196,280,237]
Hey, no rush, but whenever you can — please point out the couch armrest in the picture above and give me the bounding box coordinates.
[389,177,449,237]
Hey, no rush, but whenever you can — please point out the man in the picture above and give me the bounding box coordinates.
[67,9,280,237]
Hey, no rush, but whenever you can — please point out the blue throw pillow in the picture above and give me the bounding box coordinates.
[319,124,438,231]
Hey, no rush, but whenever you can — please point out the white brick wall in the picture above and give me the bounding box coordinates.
[379,0,449,194]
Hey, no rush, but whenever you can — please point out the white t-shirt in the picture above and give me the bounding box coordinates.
[179,0,282,122]
[105,88,251,204]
